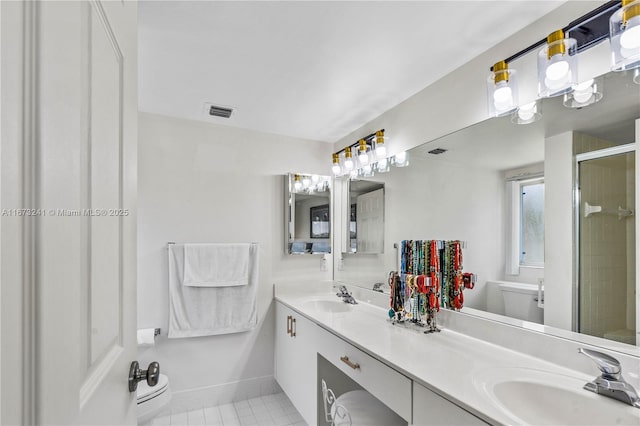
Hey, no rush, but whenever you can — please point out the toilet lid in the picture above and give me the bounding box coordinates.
[136,374,169,403]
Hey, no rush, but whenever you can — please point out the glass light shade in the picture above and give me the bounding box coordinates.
[302,176,311,188]
[349,169,358,180]
[610,1,640,71]
[487,63,518,117]
[393,151,409,167]
[358,149,371,168]
[311,174,320,183]
[375,144,387,160]
[376,157,389,173]
[294,180,302,191]
[562,77,603,108]
[538,34,578,97]
[510,100,542,125]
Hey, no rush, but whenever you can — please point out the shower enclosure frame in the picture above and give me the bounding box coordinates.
[573,142,636,337]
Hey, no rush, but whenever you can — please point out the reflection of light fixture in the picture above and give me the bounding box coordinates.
[330,128,408,176]
[375,130,387,159]
[538,29,577,97]
[293,174,302,191]
[393,151,409,167]
[376,157,389,173]
[343,147,354,171]
[349,169,358,180]
[511,100,542,125]
[487,60,518,116]
[563,77,603,108]
[302,175,311,188]
[331,153,341,176]
[634,68,640,84]
[360,163,374,177]
[610,0,640,71]
[357,139,370,166]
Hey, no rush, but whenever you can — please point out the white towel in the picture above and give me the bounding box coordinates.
[168,243,259,338]
[183,243,249,287]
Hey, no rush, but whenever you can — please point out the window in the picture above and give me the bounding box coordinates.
[520,179,544,266]
[506,175,544,275]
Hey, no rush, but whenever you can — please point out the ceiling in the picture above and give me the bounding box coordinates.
[138,1,567,143]
[410,69,640,171]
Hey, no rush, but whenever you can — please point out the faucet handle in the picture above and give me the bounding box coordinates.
[578,348,621,378]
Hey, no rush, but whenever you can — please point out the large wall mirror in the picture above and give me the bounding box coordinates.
[285,173,332,255]
[334,69,639,353]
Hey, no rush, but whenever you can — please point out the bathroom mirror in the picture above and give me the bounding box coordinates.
[285,173,332,255]
[344,180,385,254]
[334,69,640,352]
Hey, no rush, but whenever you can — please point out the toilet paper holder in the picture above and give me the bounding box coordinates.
[128,360,160,392]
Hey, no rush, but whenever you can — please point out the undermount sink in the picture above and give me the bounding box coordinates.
[474,367,639,425]
[301,299,354,313]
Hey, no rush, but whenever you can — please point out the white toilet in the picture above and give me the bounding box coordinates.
[136,373,171,425]
[498,281,544,324]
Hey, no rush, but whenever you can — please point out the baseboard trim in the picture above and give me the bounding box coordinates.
[164,375,282,416]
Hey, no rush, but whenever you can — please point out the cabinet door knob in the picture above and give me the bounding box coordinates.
[287,315,292,335]
[291,318,296,337]
[340,356,360,370]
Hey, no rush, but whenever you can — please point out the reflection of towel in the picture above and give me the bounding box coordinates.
[168,243,259,338]
[183,243,249,287]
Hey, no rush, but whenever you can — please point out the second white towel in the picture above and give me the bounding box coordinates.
[183,243,250,287]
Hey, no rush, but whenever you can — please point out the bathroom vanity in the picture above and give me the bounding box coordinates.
[274,282,640,426]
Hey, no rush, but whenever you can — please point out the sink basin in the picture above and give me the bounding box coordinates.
[474,367,640,425]
[301,299,353,313]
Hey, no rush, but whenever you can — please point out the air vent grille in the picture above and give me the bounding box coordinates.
[208,105,233,118]
[428,148,447,155]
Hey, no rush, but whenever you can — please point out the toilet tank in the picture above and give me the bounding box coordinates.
[497,281,544,324]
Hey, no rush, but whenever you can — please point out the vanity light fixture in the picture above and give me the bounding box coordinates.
[511,100,542,125]
[610,0,640,71]
[538,29,578,97]
[331,153,342,176]
[563,77,604,108]
[487,60,518,116]
[343,147,355,172]
[293,174,303,192]
[375,130,387,159]
[331,128,408,177]
[357,139,371,167]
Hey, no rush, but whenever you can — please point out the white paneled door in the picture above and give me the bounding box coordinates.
[1,1,138,424]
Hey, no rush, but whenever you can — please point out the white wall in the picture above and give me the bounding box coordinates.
[137,113,332,406]
[334,156,504,310]
[544,131,574,330]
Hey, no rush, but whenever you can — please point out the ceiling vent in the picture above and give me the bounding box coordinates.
[428,148,447,155]
[203,103,234,119]
[208,105,233,118]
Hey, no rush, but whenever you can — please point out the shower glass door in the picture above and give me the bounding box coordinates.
[576,144,636,346]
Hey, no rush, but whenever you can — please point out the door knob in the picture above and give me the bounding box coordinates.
[128,361,160,392]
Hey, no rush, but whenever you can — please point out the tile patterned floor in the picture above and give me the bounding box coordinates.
[150,392,307,426]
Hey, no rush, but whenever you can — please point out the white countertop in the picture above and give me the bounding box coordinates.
[274,282,640,425]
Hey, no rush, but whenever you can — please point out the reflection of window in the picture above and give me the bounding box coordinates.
[310,204,330,239]
[520,180,544,266]
[506,175,544,275]
[349,204,357,239]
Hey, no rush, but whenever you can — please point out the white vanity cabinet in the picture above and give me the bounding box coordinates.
[412,382,487,425]
[274,302,317,425]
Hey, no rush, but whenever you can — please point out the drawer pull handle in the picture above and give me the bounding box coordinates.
[287,315,292,335]
[291,318,296,337]
[340,356,360,370]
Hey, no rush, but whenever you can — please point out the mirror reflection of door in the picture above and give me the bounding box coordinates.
[347,180,384,254]
[576,144,636,346]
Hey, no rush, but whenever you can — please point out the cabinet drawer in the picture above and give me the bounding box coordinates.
[317,328,412,422]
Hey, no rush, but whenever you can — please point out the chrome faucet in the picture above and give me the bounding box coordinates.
[578,348,640,408]
[336,285,357,304]
[372,282,384,293]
